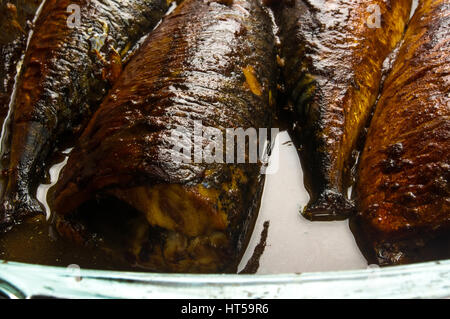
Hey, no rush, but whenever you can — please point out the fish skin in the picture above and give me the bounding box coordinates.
[52,0,278,273]
[0,0,43,137]
[355,0,450,265]
[0,0,169,231]
[273,0,412,220]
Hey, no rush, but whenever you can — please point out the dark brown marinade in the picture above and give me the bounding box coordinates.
[0,1,43,132]
[354,0,450,266]
[272,0,412,220]
[0,0,169,231]
[51,0,278,273]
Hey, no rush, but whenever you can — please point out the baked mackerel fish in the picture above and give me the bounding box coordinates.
[0,0,169,231]
[51,0,278,273]
[354,0,450,265]
[0,0,43,132]
[273,0,412,220]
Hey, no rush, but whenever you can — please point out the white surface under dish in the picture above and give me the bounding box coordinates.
[238,131,368,274]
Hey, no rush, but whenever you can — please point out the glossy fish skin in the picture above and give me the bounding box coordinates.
[0,0,43,132]
[273,0,412,220]
[0,0,169,230]
[52,0,277,273]
[354,0,450,266]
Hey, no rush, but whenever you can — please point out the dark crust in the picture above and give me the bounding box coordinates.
[273,0,412,220]
[239,220,269,274]
[355,0,450,266]
[0,0,168,230]
[52,0,278,272]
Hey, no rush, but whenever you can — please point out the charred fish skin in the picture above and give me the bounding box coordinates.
[52,0,278,273]
[355,0,450,266]
[0,0,43,133]
[0,0,169,231]
[273,0,412,220]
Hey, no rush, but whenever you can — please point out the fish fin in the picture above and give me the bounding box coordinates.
[102,46,122,84]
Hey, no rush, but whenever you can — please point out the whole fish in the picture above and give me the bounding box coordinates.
[354,0,450,265]
[52,0,278,273]
[273,0,412,220]
[0,0,169,231]
[0,0,43,132]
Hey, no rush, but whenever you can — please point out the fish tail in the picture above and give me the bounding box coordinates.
[0,191,44,232]
[302,190,354,221]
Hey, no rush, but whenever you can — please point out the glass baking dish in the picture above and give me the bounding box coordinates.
[0,259,449,299]
[1,0,448,299]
